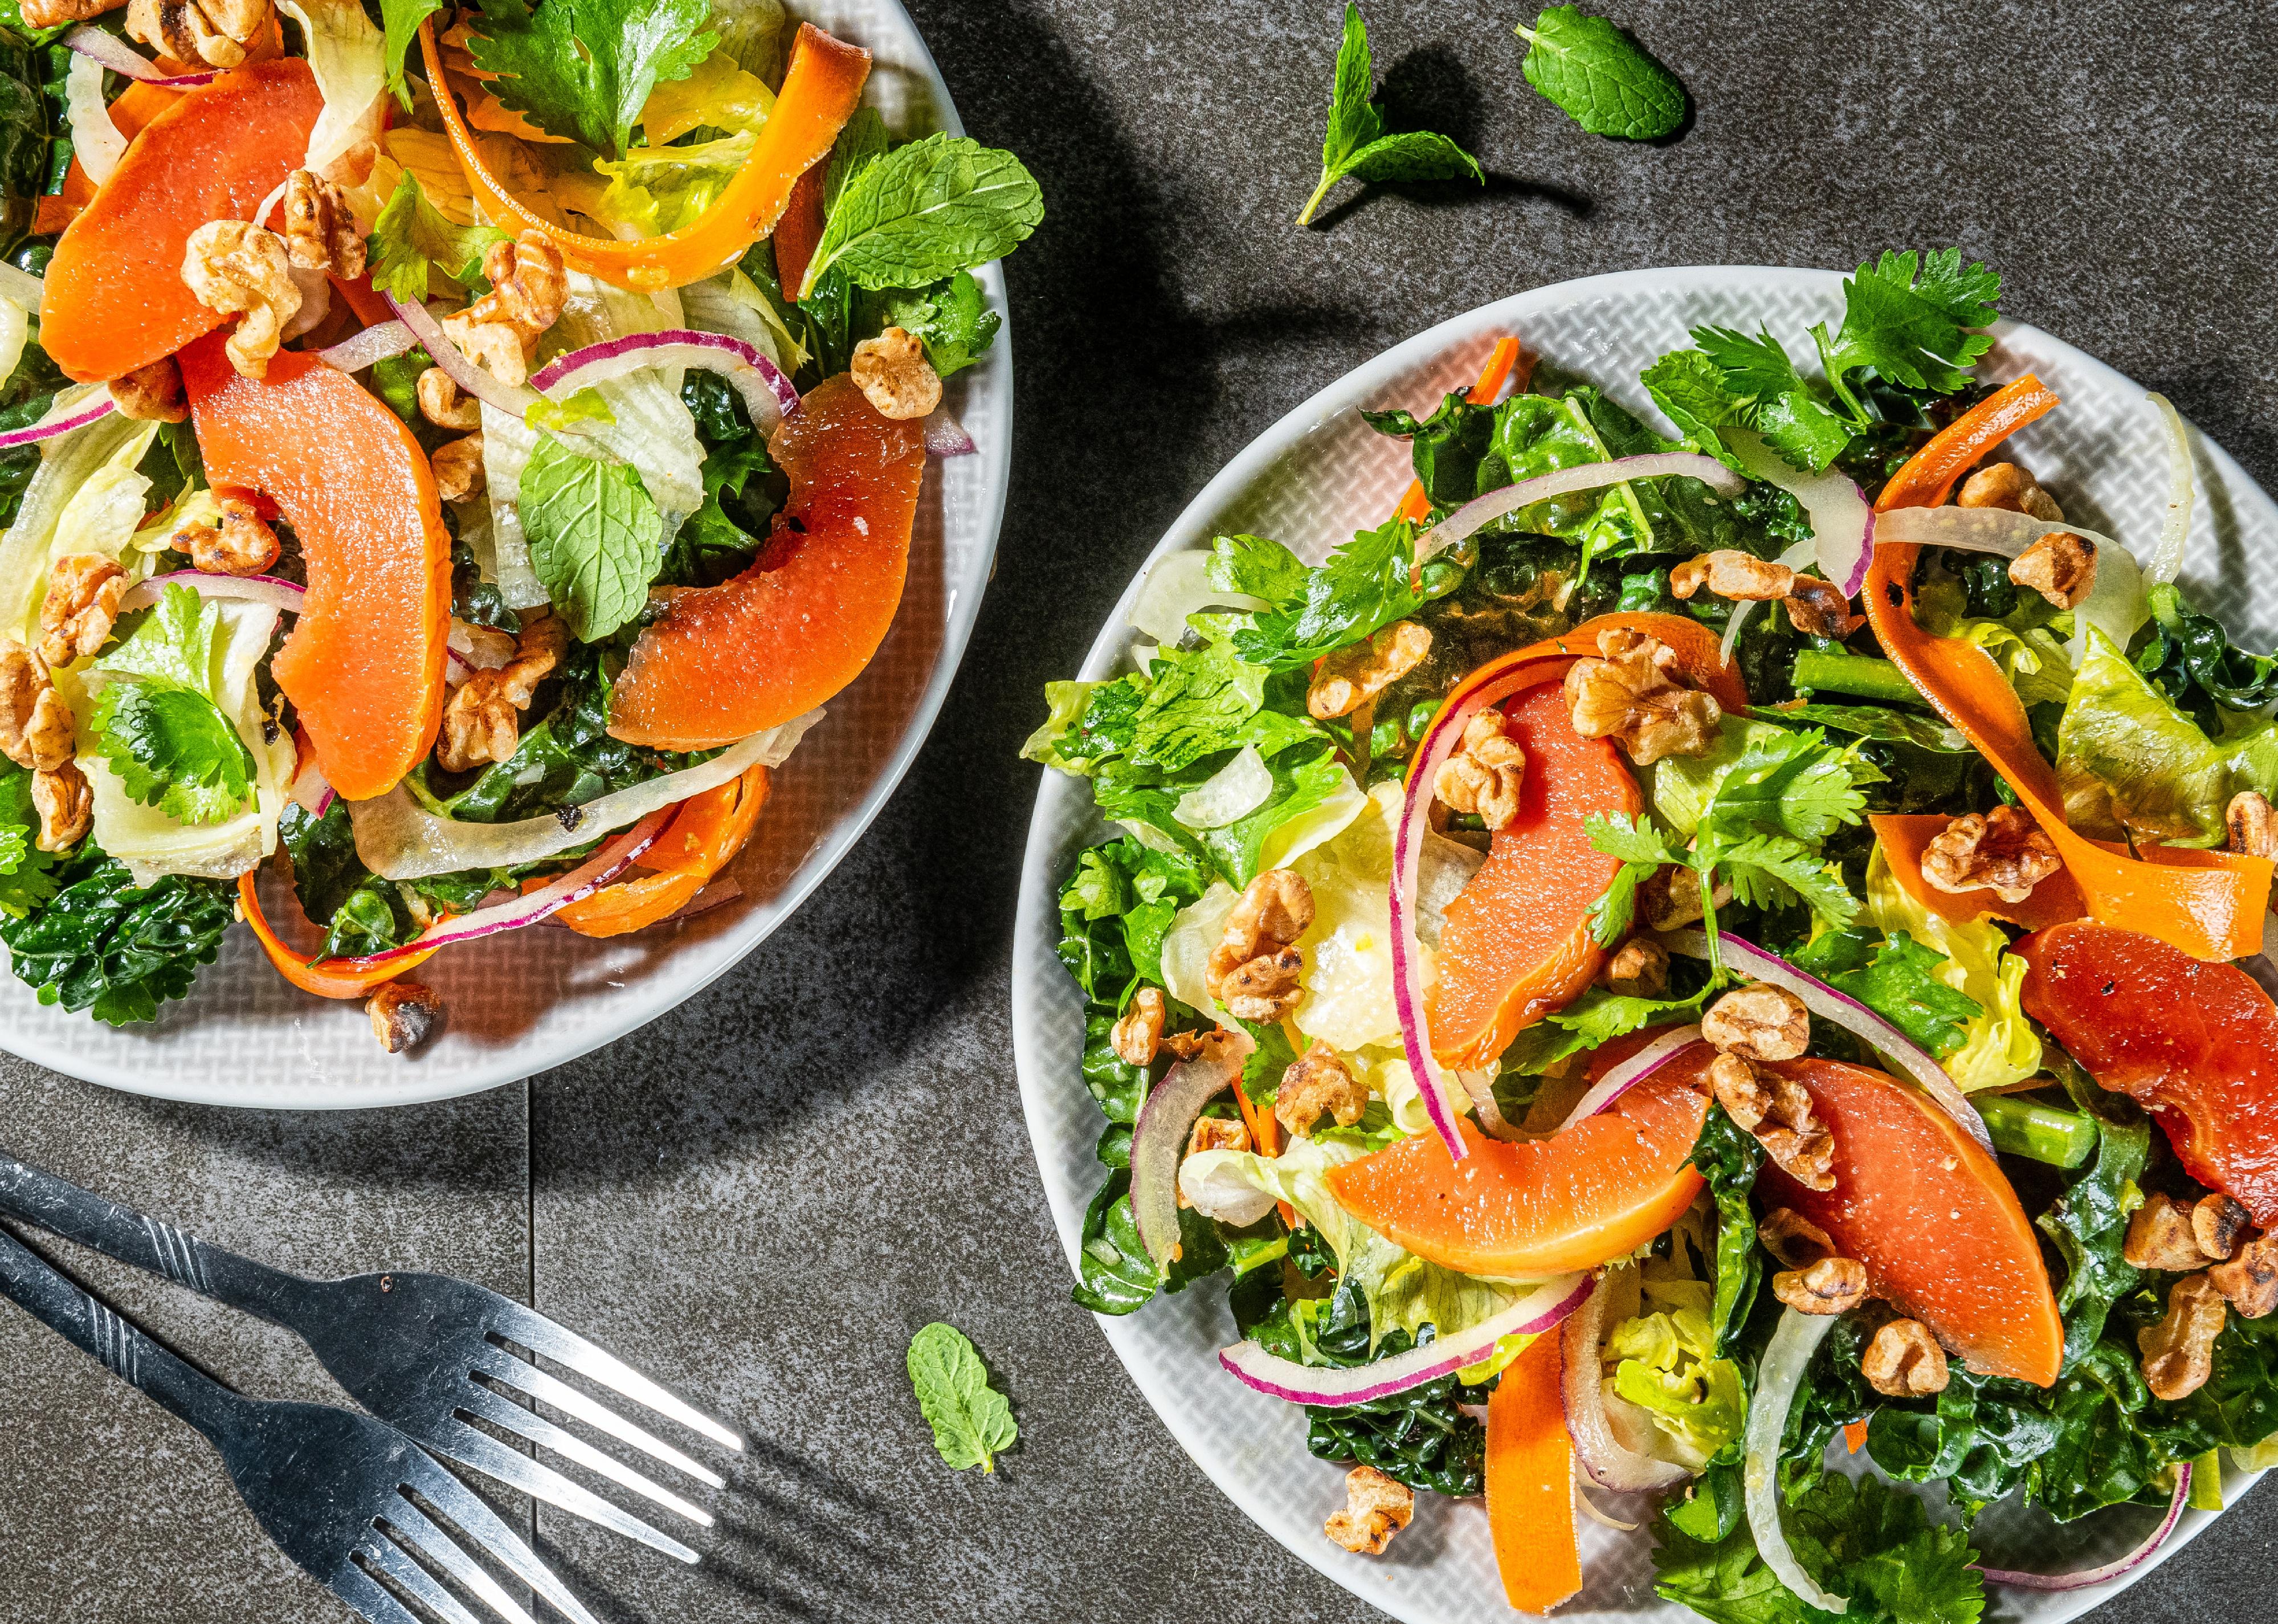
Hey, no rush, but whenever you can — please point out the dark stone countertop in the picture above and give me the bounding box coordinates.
[5,2,2277,1619]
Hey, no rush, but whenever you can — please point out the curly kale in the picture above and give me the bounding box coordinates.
[0,850,235,1024]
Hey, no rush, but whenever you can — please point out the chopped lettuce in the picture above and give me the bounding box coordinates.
[1606,1287,1744,1468]
[1289,782,1402,1051]
[591,130,754,236]
[1864,844,2040,1091]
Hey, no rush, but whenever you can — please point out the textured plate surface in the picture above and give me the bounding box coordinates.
[1012,267,2267,1623]
[0,0,1011,1109]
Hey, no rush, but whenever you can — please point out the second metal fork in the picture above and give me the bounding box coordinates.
[0,1152,741,1564]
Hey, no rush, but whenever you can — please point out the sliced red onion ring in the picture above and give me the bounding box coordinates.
[1562,1269,1690,1492]
[922,406,975,457]
[1218,1274,1591,1406]
[0,390,113,448]
[2144,391,2194,587]
[1725,429,1875,597]
[1873,504,2121,560]
[1978,1466,2191,1590]
[1129,1033,1253,1272]
[1559,1025,1704,1130]
[1746,1308,1851,1614]
[529,330,798,436]
[1415,453,1745,564]
[385,293,541,419]
[63,24,222,87]
[1663,929,1993,1154]
[351,809,671,965]
[121,569,306,618]
[316,320,418,374]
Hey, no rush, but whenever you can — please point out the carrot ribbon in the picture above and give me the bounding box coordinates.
[1485,1330,1583,1614]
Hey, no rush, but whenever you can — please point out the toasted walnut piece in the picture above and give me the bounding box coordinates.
[2009,531,2097,610]
[1703,984,1810,1062]
[2228,791,2276,859]
[0,641,71,772]
[1309,619,1431,720]
[1760,1122,1836,1193]
[38,554,128,667]
[2212,1234,2278,1319]
[109,356,187,424]
[850,325,944,422]
[434,609,564,772]
[367,981,444,1054]
[22,0,121,28]
[1758,1207,1836,1270]
[1773,1256,1869,1315]
[1958,461,2065,523]
[1671,549,1795,602]
[1177,1113,1252,1208]
[2140,1272,2228,1401]
[1276,1045,1367,1139]
[2126,1193,2215,1272]
[431,434,485,503]
[2193,1194,2252,1261]
[1713,1050,1834,1189]
[460,231,566,344]
[1708,1051,1771,1129]
[182,220,299,379]
[1168,1027,1242,1067]
[126,0,265,67]
[1112,986,1167,1067]
[1563,626,1722,765]
[417,366,483,431]
[1603,936,1668,998]
[183,493,283,576]
[1918,806,2061,905]
[281,169,365,278]
[1863,1319,1950,1397]
[1785,577,1863,638]
[1207,869,1314,1022]
[32,762,91,852]
[1433,708,1527,831]
[1324,1464,1413,1557]
[439,313,531,387]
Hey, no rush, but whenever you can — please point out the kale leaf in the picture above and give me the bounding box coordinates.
[0,850,235,1024]
[1071,1166,1225,1315]
[1686,1103,1765,1352]
[1787,929,1982,1057]
[1297,2,1483,227]
[2136,580,2278,723]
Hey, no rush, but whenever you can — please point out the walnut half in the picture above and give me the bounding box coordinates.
[1563,626,1722,764]
[1206,869,1312,1022]
[1432,707,1526,831]
[1324,1464,1413,1556]
[1275,1045,1366,1140]
[1773,1255,1868,1315]
[850,325,942,422]
[2139,1272,2227,1401]
[367,980,444,1053]
[182,220,300,380]
[1918,806,2061,904]
[1862,1319,1950,1397]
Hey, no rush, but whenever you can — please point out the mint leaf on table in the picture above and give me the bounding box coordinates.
[797,133,1044,299]
[1516,6,1687,141]
[1298,2,1483,227]
[517,433,663,642]
[366,170,511,303]
[378,0,446,109]
[907,1322,1018,1472]
[467,0,717,159]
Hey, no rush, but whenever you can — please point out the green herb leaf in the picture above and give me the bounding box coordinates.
[516,433,663,642]
[1817,248,2001,400]
[1516,6,1687,141]
[366,170,511,304]
[378,0,446,109]
[91,681,254,827]
[798,133,1043,299]
[466,0,717,158]
[822,104,888,214]
[1207,532,1310,607]
[1230,516,1460,671]
[871,269,1001,378]
[0,851,236,1025]
[1299,3,1482,227]
[1789,929,1982,1056]
[906,1321,1018,1473]
[0,767,58,919]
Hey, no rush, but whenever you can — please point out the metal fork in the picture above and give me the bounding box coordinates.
[0,1224,598,1624]
[0,1153,741,1565]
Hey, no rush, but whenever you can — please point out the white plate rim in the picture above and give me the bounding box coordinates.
[1010,264,2261,1623]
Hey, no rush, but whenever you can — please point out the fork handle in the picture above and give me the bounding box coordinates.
[0,1154,308,1321]
[0,1225,243,1441]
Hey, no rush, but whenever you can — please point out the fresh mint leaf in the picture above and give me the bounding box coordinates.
[798,133,1043,298]
[91,681,254,827]
[1516,6,1687,141]
[379,0,446,109]
[823,105,888,215]
[1298,3,1482,226]
[517,433,663,642]
[906,1322,1018,1473]
[366,170,511,303]
[467,0,717,158]
[872,270,1000,377]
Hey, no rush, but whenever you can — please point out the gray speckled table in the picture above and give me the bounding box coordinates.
[5,1,2277,1619]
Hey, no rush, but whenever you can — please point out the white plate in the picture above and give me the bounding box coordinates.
[0,0,1011,1109]
[1011,266,2268,1623]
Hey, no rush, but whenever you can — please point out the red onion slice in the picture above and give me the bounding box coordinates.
[1218,1273,1591,1406]
[1415,453,1745,563]
[385,293,541,419]
[1129,1033,1254,1272]
[1746,1308,1852,1614]
[1562,1270,1690,1492]
[317,319,419,374]
[121,569,305,618]
[1725,429,1875,597]
[922,406,975,457]
[1663,930,1994,1154]
[1559,1025,1705,1129]
[1978,1465,2191,1590]
[63,24,222,87]
[0,390,114,448]
[2144,392,2194,586]
[529,329,799,436]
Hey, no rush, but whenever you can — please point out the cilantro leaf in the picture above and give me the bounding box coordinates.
[798,133,1043,299]
[96,582,228,691]
[1688,327,1851,472]
[366,170,511,303]
[1230,516,1459,671]
[467,0,717,159]
[1207,532,1309,607]
[379,0,446,110]
[1589,859,1650,946]
[1718,832,1858,925]
[1786,1472,1986,1624]
[91,680,255,827]
[906,1321,1018,1473]
[0,768,58,918]
[1298,3,1483,226]
[1584,809,1683,866]
[517,432,663,641]
[1517,6,1687,141]
[1696,727,1868,846]
[1815,248,2002,406]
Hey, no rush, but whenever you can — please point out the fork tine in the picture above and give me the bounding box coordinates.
[483,1299,742,1451]
[432,1419,701,1564]
[401,1451,602,1624]
[458,1381,713,1527]
[381,1499,538,1624]
[362,1537,490,1624]
[331,1562,436,1624]
[475,1348,725,1488]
